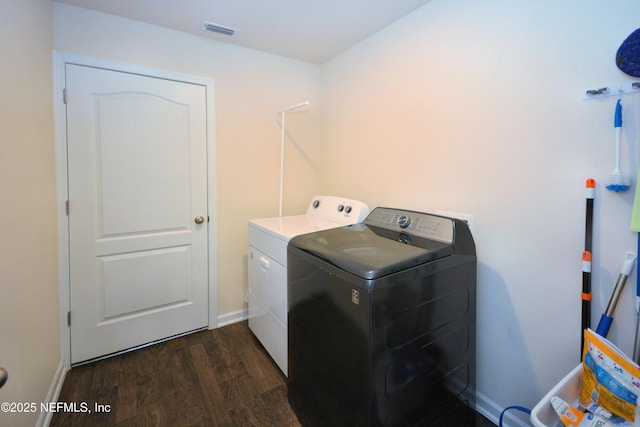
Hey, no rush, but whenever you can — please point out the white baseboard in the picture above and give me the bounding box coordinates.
[475,389,532,427]
[37,360,68,427]
[216,308,248,327]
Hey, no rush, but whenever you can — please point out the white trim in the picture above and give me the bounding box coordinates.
[216,308,248,328]
[206,75,218,330]
[53,51,71,369]
[475,389,531,427]
[36,360,68,427]
[53,51,218,368]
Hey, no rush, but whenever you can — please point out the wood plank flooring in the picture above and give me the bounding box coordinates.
[50,321,495,426]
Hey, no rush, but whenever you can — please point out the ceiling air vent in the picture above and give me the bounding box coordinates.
[203,22,236,36]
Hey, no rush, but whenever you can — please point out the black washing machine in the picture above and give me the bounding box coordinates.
[287,207,476,426]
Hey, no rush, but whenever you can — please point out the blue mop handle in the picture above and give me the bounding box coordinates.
[596,314,613,337]
[595,253,637,337]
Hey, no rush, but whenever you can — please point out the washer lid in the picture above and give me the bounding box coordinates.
[289,222,454,280]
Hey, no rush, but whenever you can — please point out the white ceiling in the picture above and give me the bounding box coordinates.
[52,0,432,64]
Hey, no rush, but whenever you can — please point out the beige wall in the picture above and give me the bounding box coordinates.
[322,0,640,419]
[52,3,324,319]
[0,0,60,426]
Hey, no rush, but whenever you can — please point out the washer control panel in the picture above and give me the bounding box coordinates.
[364,207,454,243]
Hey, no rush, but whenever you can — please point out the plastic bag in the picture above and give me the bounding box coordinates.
[580,329,640,423]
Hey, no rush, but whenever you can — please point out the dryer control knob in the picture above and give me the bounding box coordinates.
[345,206,352,213]
[337,205,344,212]
[398,215,411,228]
[313,200,320,208]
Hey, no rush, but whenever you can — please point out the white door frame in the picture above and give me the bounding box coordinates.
[53,51,218,369]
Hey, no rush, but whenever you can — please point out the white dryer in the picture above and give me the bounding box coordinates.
[247,196,369,376]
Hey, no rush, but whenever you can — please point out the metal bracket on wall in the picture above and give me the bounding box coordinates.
[583,81,640,100]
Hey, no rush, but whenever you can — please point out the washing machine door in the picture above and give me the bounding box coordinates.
[288,223,454,280]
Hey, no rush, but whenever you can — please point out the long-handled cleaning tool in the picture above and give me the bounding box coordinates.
[595,252,637,337]
[581,178,595,358]
[606,99,632,192]
[630,168,640,362]
[634,236,640,363]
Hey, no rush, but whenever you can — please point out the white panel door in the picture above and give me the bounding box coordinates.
[65,64,209,364]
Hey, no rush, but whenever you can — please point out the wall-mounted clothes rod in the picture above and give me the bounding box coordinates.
[279,101,310,113]
[583,81,640,100]
[278,100,310,217]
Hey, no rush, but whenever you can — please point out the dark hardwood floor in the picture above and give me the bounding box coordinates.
[50,321,495,426]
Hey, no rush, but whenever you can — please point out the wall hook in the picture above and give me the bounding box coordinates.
[583,82,640,100]
[586,87,610,96]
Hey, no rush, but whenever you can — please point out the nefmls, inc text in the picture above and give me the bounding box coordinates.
[41,401,111,413]
[1,401,111,414]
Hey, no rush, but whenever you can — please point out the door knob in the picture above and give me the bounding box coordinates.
[195,216,205,224]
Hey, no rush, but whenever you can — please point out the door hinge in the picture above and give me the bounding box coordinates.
[65,200,70,216]
[67,311,71,326]
[63,88,67,104]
